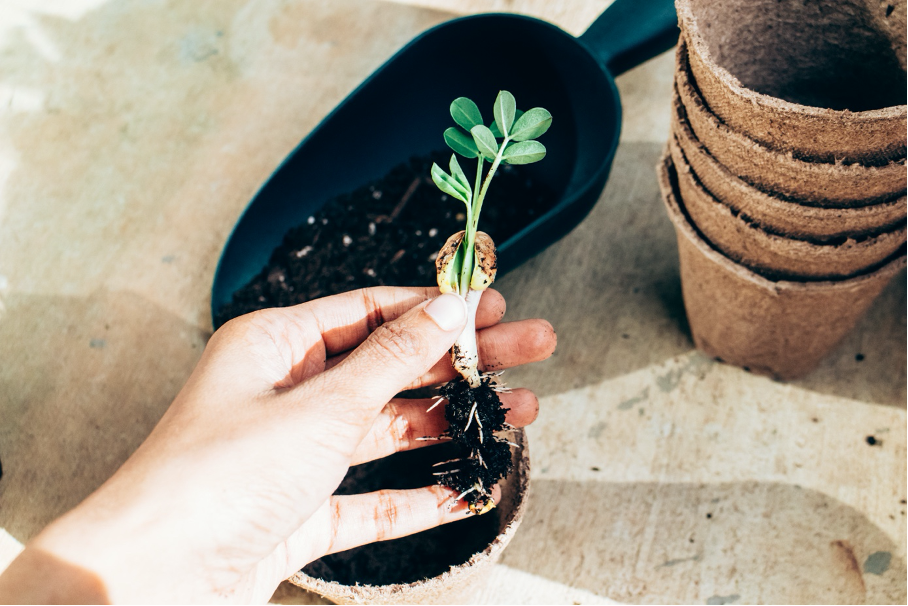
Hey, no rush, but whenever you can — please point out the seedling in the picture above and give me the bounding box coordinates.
[430,91,551,513]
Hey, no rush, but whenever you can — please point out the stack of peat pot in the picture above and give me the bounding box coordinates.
[660,0,908,380]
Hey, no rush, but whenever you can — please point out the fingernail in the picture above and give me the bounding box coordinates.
[425,293,467,331]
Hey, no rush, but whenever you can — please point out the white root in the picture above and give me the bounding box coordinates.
[415,436,451,442]
[451,289,483,387]
[454,487,476,502]
[426,397,445,413]
[463,400,478,433]
[432,458,462,467]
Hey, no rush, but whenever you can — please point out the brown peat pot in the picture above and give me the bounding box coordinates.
[676,0,907,164]
[288,429,530,604]
[674,42,907,206]
[670,92,908,240]
[658,151,906,380]
[669,136,907,280]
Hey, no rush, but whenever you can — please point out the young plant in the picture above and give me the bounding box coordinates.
[428,91,551,513]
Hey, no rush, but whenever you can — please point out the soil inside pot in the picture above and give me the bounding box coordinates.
[214,151,556,327]
[301,442,502,585]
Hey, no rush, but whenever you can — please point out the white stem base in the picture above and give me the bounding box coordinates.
[451,289,483,387]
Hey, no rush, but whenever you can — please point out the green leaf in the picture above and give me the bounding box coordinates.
[431,163,469,203]
[493,90,517,137]
[444,127,479,158]
[502,140,546,165]
[448,154,472,200]
[489,109,523,138]
[450,97,483,132]
[510,107,552,141]
[470,124,499,160]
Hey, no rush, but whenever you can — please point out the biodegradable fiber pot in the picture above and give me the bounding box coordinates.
[674,42,907,206]
[288,429,530,604]
[658,151,907,380]
[670,91,908,240]
[676,0,907,164]
[669,136,907,280]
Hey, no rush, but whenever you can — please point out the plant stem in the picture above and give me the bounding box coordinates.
[472,138,508,236]
[459,140,508,294]
[459,157,485,295]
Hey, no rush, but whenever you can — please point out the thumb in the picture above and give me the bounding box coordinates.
[307,293,467,425]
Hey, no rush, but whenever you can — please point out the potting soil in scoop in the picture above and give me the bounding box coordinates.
[214,151,555,326]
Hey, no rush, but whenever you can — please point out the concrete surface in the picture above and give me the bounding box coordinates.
[0,0,904,603]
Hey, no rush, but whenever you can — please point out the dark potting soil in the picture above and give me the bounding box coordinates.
[214,150,556,327]
[436,376,513,510]
[301,442,503,586]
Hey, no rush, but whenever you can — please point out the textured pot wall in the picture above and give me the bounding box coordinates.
[674,42,907,206]
[670,93,907,240]
[669,137,907,281]
[659,151,905,380]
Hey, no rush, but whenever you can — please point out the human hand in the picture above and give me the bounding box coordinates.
[0,287,555,603]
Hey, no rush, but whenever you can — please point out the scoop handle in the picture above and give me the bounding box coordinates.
[579,0,679,77]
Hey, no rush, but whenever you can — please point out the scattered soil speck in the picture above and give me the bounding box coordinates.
[855,353,865,362]
[707,594,740,605]
[863,551,892,575]
[866,435,880,446]
[706,512,713,519]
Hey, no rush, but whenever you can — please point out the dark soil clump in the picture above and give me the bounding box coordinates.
[435,376,512,509]
[215,151,556,327]
[301,443,501,586]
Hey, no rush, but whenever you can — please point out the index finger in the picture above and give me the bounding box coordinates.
[272,286,507,357]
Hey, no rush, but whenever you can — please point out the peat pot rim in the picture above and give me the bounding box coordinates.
[658,149,908,295]
[668,134,907,280]
[668,126,908,246]
[669,93,908,238]
[288,428,531,603]
[676,0,908,122]
[674,40,907,181]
